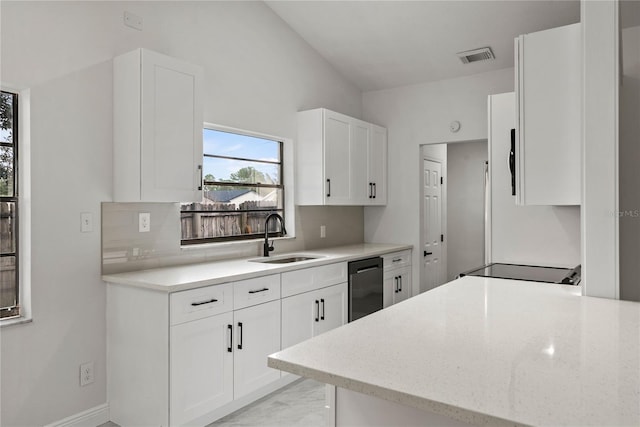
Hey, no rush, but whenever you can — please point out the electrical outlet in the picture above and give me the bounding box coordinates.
[138,212,150,232]
[320,225,326,238]
[80,361,94,387]
[80,212,93,233]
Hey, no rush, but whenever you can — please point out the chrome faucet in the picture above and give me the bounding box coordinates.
[263,213,286,257]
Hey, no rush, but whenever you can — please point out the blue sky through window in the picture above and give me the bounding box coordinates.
[203,128,281,183]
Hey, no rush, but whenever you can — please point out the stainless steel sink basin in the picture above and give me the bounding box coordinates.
[249,255,321,264]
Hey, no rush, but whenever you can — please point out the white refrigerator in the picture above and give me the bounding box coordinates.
[486,93,581,267]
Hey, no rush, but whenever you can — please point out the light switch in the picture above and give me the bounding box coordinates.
[81,212,93,233]
[139,212,151,233]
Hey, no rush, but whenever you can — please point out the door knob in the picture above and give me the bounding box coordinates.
[424,251,433,256]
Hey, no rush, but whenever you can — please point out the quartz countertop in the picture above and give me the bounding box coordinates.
[268,276,640,427]
[102,243,411,292]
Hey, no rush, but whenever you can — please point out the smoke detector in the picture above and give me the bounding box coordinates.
[457,47,495,64]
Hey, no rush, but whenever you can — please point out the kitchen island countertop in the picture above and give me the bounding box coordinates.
[268,276,640,426]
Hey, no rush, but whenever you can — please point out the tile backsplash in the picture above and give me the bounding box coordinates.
[101,203,364,274]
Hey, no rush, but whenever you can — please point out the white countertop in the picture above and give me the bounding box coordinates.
[268,276,640,427]
[101,243,411,292]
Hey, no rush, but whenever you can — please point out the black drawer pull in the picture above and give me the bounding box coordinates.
[392,258,402,263]
[191,298,218,306]
[227,324,232,352]
[315,300,320,322]
[237,322,243,350]
[248,287,269,294]
[320,299,325,320]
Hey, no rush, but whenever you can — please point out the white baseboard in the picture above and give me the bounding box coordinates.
[44,403,110,427]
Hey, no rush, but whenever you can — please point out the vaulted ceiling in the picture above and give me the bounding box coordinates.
[266,1,581,92]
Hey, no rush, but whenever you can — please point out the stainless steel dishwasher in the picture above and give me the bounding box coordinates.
[348,257,383,321]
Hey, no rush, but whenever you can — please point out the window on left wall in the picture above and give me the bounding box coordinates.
[0,90,19,320]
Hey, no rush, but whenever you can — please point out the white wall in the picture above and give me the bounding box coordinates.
[619,23,640,302]
[446,141,488,280]
[0,2,363,425]
[362,68,514,294]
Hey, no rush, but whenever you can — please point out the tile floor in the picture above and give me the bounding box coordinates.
[99,378,325,427]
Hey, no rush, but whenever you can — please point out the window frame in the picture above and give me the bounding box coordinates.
[1,89,20,320]
[181,124,288,246]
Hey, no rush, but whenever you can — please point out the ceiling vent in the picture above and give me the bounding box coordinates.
[457,47,495,64]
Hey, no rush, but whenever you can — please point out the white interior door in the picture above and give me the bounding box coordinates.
[422,159,444,292]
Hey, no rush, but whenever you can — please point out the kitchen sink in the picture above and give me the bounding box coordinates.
[249,255,322,264]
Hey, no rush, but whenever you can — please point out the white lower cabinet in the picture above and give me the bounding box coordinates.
[170,311,234,426]
[233,300,281,399]
[170,300,281,426]
[108,275,283,427]
[383,267,411,308]
[383,251,412,308]
[107,259,387,426]
[282,283,348,349]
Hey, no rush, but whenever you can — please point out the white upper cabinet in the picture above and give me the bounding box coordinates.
[113,48,204,202]
[322,111,353,204]
[515,23,582,206]
[368,124,388,205]
[296,108,387,206]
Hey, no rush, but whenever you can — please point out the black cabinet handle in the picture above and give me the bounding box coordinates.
[510,129,516,196]
[326,179,331,197]
[315,300,320,322]
[197,164,203,191]
[237,322,243,350]
[424,251,433,257]
[398,276,402,292]
[227,324,232,353]
[394,276,399,293]
[369,183,373,198]
[191,298,218,306]
[373,183,377,198]
[320,299,325,320]
[248,287,269,294]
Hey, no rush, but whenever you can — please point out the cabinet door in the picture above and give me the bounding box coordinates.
[281,291,316,349]
[324,111,352,204]
[368,124,387,205]
[382,271,396,309]
[140,49,203,202]
[394,267,411,304]
[351,119,370,204]
[383,268,411,307]
[233,300,281,399]
[515,23,581,205]
[170,311,233,426]
[315,283,348,336]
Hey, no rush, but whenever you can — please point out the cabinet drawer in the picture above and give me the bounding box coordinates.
[383,250,411,271]
[233,274,281,310]
[170,283,233,326]
[281,262,347,297]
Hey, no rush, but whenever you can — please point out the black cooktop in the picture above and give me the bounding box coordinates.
[459,263,581,285]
